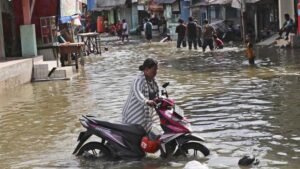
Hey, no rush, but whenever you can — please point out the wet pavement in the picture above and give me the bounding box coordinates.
[1,39,300,169]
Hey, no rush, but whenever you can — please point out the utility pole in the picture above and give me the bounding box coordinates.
[241,0,246,41]
[298,0,300,35]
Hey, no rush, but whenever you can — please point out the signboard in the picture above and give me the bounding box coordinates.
[165,5,172,18]
[61,0,80,16]
[137,5,145,10]
[172,0,180,14]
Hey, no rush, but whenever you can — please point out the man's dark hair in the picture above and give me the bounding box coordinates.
[139,58,158,71]
[188,17,193,22]
[178,19,183,24]
[203,19,208,24]
[284,13,290,19]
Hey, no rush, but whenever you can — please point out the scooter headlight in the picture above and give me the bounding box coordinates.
[187,123,193,131]
[80,120,88,128]
[180,121,192,131]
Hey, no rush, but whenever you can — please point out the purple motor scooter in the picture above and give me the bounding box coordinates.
[73,82,209,160]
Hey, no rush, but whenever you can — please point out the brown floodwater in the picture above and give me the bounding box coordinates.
[1,40,300,169]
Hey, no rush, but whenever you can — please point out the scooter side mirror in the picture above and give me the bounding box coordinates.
[162,82,169,88]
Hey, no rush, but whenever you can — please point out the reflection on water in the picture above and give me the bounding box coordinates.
[1,41,300,169]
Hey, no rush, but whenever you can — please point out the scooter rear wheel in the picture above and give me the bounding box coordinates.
[175,142,210,158]
[77,142,112,160]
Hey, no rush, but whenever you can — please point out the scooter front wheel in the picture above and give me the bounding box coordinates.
[77,142,112,160]
[175,142,210,158]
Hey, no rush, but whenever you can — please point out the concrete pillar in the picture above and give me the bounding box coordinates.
[222,6,226,20]
[20,0,37,57]
[0,7,5,58]
[20,25,37,57]
[22,0,31,25]
[131,4,138,30]
[278,0,295,28]
[254,7,258,41]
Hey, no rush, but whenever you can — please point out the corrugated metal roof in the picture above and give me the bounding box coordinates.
[190,1,209,8]
[96,0,126,8]
[93,6,115,12]
[191,0,261,7]
[153,0,176,4]
[208,0,232,5]
[246,0,261,3]
[78,0,87,4]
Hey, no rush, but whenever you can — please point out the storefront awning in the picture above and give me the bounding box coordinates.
[246,0,261,3]
[95,0,126,8]
[153,0,176,4]
[191,0,261,8]
[78,0,87,4]
[148,0,163,12]
[190,2,209,8]
[91,0,127,11]
[208,0,232,5]
[93,6,114,11]
[149,4,164,11]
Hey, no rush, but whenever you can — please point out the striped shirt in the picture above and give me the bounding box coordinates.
[122,72,159,133]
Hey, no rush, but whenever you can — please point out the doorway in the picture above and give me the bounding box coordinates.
[2,12,13,57]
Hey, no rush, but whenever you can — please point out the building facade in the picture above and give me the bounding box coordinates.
[0,0,12,58]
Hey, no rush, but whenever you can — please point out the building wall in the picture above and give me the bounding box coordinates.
[180,0,190,22]
[131,4,139,29]
[0,0,10,58]
[278,0,295,28]
[119,7,133,30]
[12,0,58,38]
[0,8,5,58]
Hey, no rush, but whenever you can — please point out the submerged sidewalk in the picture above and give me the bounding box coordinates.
[256,33,300,48]
[0,57,34,91]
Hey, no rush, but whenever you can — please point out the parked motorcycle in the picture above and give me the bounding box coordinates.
[73,82,209,160]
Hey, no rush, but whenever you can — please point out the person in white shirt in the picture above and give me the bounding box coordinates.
[122,19,129,42]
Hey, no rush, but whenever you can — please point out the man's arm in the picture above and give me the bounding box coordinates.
[282,21,288,29]
[285,19,294,28]
[211,25,216,35]
[133,77,148,104]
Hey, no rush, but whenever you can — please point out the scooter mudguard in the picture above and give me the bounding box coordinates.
[73,131,92,155]
[160,133,185,153]
[176,133,205,145]
[160,133,185,144]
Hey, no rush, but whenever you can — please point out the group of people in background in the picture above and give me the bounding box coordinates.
[176,17,224,52]
[176,16,256,65]
[142,15,168,43]
[89,14,256,65]
[108,19,129,42]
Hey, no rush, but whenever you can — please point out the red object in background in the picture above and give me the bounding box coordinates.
[97,16,104,33]
[298,1,300,35]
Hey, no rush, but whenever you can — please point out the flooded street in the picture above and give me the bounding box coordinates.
[1,40,300,169]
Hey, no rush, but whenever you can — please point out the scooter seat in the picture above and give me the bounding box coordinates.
[92,119,146,136]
